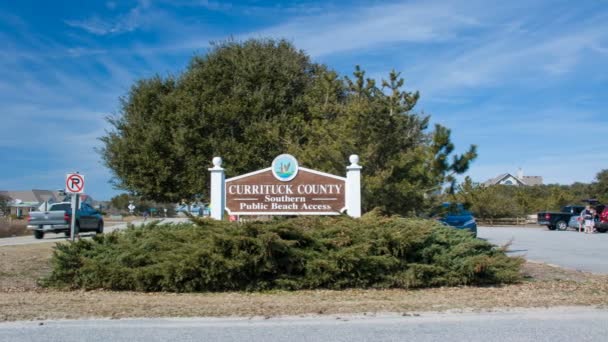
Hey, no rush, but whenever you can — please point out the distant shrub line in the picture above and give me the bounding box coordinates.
[43,213,523,292]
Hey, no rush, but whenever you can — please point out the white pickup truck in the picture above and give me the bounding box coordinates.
[27,202,104,239]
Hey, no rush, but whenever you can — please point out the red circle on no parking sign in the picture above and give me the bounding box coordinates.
[66,174,85,193]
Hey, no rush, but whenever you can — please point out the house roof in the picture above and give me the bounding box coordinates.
[2,189,58,204]
[483,172,544,186]
[483,173,508,186]
[483,173,527,186]
[522,176,543,186]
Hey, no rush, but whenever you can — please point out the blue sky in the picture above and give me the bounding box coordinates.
[0,0,607,200]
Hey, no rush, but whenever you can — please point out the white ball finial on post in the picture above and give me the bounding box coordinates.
[212,157,222,168]
[346,154,362,218]
[208,156,225,220]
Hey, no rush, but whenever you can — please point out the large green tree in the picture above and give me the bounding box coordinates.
[101,39,477,215]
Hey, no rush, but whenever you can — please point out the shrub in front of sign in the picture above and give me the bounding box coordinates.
[43,213,523,291]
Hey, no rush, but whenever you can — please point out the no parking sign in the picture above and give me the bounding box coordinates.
[66,173,85,194]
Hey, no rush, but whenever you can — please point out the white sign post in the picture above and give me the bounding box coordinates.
[208,157,225,220]
[65,173,85,241]
[345,155,362,218]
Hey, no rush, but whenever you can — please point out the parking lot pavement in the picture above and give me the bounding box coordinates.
[0,218,190,247]
[2,307,608,342]
[478,226,608,274]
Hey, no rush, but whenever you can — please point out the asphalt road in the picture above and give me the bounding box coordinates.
[0,218,189,247]
[1,307,607,342]
[478,226,608,273]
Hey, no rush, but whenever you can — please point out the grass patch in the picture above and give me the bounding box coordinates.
[3,276,608,321]
[43,212,523,292]
[0,243,54,291]
[0,218,28,238]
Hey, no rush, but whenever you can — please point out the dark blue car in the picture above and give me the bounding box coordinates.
[435,203,477,237]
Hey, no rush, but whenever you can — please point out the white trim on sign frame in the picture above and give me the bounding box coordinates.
[226,167,272,182]
[226,167,346,183]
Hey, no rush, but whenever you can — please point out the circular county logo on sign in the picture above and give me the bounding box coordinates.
[271,154,299,182]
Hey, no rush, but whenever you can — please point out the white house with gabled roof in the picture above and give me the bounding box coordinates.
[483,168,543,187]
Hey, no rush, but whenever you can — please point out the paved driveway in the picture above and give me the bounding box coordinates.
[478,226,608,274]
[1,308,607,342]
[0,218,189,247]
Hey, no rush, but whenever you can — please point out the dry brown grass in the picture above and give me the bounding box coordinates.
[0,243,54,291]
[0,242,606,322]
[0,218,28,238]
[104,215,134,224]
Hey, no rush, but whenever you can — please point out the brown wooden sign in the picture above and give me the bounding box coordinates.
[225,156,346,215]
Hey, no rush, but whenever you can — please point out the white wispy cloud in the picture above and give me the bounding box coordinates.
[249,1,481,57]
[399,7,608,97]
[65,0,151,35]
[197,0,232,12]
[227,0,608,98]
[0,104,112,192]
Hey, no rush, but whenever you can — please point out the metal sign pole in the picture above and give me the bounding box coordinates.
[70,194,77,241]
[65,171,84,241]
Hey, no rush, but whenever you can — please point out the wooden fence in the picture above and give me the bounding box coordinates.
[477,215,538,226]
